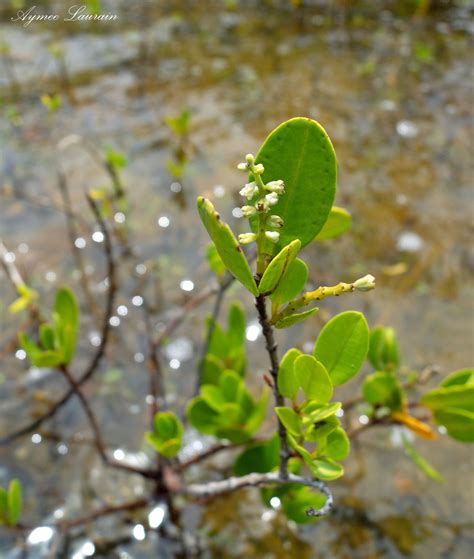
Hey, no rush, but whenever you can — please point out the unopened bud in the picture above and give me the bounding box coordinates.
[264,180,285,194]
[238,232,257,245]
[253,163,265,175]
[265,231,280,243]
[265,192,279,206]
[237,162,248,171]
[245,153,255,164]
[241,205,257,218]
[354,274,376,292]
[269,215,284,228]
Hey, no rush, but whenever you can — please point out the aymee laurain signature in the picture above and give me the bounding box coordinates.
[11,5,119,27]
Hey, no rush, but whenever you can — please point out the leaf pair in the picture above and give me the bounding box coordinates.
[19,287,79,368]
[0,479,22,527]
[145,412,183,458]
[277,351,332,403]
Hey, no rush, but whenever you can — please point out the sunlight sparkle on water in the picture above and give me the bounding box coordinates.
[158,216,170,228]
[27,526,54,545]
[180,279,194,292]
[133,524,146,541]
[148,505,166,529]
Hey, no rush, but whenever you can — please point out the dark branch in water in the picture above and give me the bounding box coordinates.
[184,472,333,517]
[255,294,290,479]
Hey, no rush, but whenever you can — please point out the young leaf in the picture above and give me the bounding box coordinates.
[440,368,474,388]
[39,324,56,351]
[402,435,444,482]
[253,118,337,250]
[270,258,308,309]
[187,397,221,435]
[199,354,224,386]
[201,385,227,411]
[197,197,258,296]
[315,206,352,241]
[7,479,22,526]
[313,311,369,386]
[54,287,79,364]
[362,371,403,411]
[275,407,302,436]
[294,355,333,403]
[258,240,301,295]
[281,486,327,524]
[233,435,280,476]
[302,402,341,424]
[227,303,246,348]
[310,458,344,481]
[275,307,318,329]
[368,326,400,371]
[219,370,242,402]
[323,428,350,461]
[432,408,474,443]
[421,385,474,412]
[277,348,302,400]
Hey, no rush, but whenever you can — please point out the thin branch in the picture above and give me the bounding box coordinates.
[0,195,117,445]
[184,472,333,517]
[255,294,290,479]
[57,171,99,320]
[176,439,263,472]
[0,239,25,289]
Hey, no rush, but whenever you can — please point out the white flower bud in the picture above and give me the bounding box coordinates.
[241,205,257,217]
[264,180,285,194]
[237,162,248,171]
[253,163,265,174]
[353,274,376,292]
[238,232,257,245]
[239,182,258,200]
[269,215,284,228]
[245,153,255,164]
[265,192,279,206]
[255,198,269,213]
[265,231,280,243]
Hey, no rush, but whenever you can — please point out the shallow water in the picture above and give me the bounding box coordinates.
[0,1,473,557]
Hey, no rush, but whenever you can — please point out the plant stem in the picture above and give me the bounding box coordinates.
[255,294,290,479]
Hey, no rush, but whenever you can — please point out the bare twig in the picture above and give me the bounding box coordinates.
[0,239,25,289]
[184,472,333,517]
[255,294,290,479]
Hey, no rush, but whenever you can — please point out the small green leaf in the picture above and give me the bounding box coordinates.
[314,311,369,386]
[421,385,474,412]
[402,435,444,482]
[294,355,333,403]
[197,197,258,296]
[39,324,55,351]
[219,370,242,402]
[7,479,22,526]
[270,258,308,309]
[253,118,337,250]
[305,415,339,443]
[277,348,302,400]
[233,435,280,476]
[206,243,226,279]
[227,303,246,349]
[275,307,318,329]
[187,397,220,435]
[362,371,403,411]
[440,368,474,388]
[201,385,227,411]
[368,326,400,371]
[302,402,341,424]
[258,240,301,295]
[315,206,352,241]
[199,354,224,386]
[275,407,302,436]
[432,408,474,443]
[310,458,344,480]
[153,411,183,441]
[323,428,350,461]
[54,287,79,364]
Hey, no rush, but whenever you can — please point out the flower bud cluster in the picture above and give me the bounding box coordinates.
[237,154,285,246]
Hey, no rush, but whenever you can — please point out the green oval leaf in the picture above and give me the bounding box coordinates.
[302,402,341,424]
[275,307,318,329]
[54,287,79,364]
[197,197,258,296]
[324,428,350,461]
[281,486,327,524]
[187,397,220,435]
[275,407,302,436]
[368,326,400,371]
[315,206,352,241]
[270,258,308,309]
[313,311,369,386]
[254,117,337,250]
[311,458,344,480]
[294,355,333,403]
[277,348,302,400]
[233,435,280,476]
[258,240,301,295]
[432,408,474,443]
[440,368,474,388]
[421,385,474,412]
